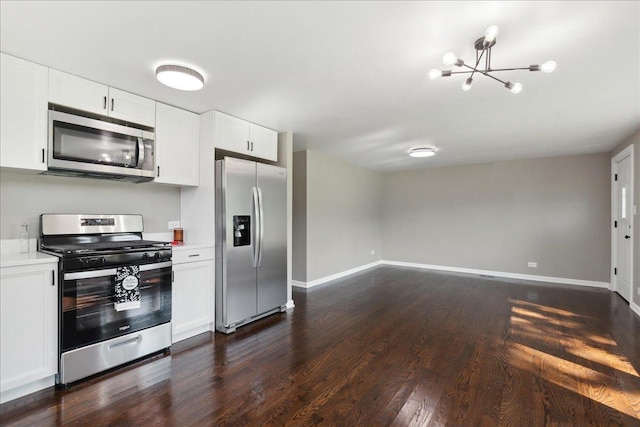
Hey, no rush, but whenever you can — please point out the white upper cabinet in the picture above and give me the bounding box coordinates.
[249,123,278,161]
[48,68,108,116]
[214,111,277,161]
[155,102,200,186]
[108,87,156,127]
[0,53,48,172]
[48,69,155,127]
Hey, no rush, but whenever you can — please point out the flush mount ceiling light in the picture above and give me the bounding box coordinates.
[409,147,437,158]
[156,65,204,91]
[429,25,556,94]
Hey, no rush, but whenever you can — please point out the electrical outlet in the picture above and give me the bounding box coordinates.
[370,250,375,255]
[528,262,537,268]
[637,288,640,296]
[168,221,181,230]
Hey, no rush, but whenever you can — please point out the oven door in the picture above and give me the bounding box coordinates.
[61,260,171,352]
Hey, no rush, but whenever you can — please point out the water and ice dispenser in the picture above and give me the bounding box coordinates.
[233,215,251,246]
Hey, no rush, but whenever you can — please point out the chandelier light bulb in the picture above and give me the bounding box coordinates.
[462,77,473,91]
[541,60,557,73]
[484,25,499,43]
[442,52,457,66]
[429,69,443,79]
[505,81,523,94]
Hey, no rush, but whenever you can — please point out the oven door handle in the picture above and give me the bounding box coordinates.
[64,261,172,280]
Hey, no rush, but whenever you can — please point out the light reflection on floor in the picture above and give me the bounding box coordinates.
[507,299,640,419]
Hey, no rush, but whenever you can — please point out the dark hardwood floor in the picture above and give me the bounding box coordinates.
[2,265,640,426]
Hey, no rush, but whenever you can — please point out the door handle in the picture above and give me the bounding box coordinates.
[625,235,631,239]
[257,187,264,267]
[111,98,115,111]
[136,137,145,168]
[252,187,259,268]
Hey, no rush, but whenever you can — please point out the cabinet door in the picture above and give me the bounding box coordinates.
[48,68,109,116]
[250,123,278,161]
[172,260,214,343]
[0,53,48,172]
[155,103,199,186]
[0,264,57,402]
[214,111,250,155]
[108,87,156,127]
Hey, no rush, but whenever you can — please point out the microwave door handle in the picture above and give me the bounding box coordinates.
[136,137,145,168]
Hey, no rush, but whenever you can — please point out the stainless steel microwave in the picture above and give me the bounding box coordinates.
[46,110,155,183]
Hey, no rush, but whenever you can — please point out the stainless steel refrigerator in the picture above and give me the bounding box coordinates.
[215,157,287,333]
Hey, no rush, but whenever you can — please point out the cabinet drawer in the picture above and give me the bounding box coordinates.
[172,247,214,264]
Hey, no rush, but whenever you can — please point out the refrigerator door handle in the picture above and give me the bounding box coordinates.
[252,186,260,268]
[257,187,265,267]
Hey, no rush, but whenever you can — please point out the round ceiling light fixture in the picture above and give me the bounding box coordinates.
[408,147,437,158]
[156,65,204,91]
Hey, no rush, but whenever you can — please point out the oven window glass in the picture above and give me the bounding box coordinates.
[62,265,171,351]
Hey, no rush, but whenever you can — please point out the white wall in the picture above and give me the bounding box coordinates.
[0,170,180,239]
[380,153,611,282]
[293,150,381,283]
[292,151,612,285]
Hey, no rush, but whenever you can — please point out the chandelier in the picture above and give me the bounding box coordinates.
[429,25,556,94]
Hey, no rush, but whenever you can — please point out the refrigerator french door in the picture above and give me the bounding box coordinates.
[215,157,287,333]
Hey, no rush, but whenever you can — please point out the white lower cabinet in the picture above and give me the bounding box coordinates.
[0,261,58,404]
[171,247,214,343]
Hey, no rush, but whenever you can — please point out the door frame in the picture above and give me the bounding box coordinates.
[610,144,634,300]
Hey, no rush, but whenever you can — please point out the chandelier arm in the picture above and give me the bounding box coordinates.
[468,48,487,80]
[480,72,508,85]
[485,67,533,72]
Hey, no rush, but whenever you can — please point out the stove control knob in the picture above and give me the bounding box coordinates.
[154,252,161,260]
[142,252,149,259]
[100,257,106,265]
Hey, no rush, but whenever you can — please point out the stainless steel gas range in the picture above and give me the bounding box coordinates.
[39,214,172,386]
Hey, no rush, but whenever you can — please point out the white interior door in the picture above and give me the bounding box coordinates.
[613,151,633,302]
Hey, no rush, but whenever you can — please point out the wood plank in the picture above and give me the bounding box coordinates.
[1,266,639,426]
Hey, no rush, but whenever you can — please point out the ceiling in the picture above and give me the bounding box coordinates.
[1,1,638,171]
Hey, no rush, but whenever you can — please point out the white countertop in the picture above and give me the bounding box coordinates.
[0,251,59,268]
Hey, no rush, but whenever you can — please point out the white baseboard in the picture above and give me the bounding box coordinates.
[631,301,640,318]
[292,261,382,288]
[291,259,610,292]
[0,375,55,404]
[381,260,610,289]
[286,299,295,309]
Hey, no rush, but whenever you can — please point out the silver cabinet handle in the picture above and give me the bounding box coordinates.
[103,96,107,110]
[111,98,114,111]
[188,254,200,257]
